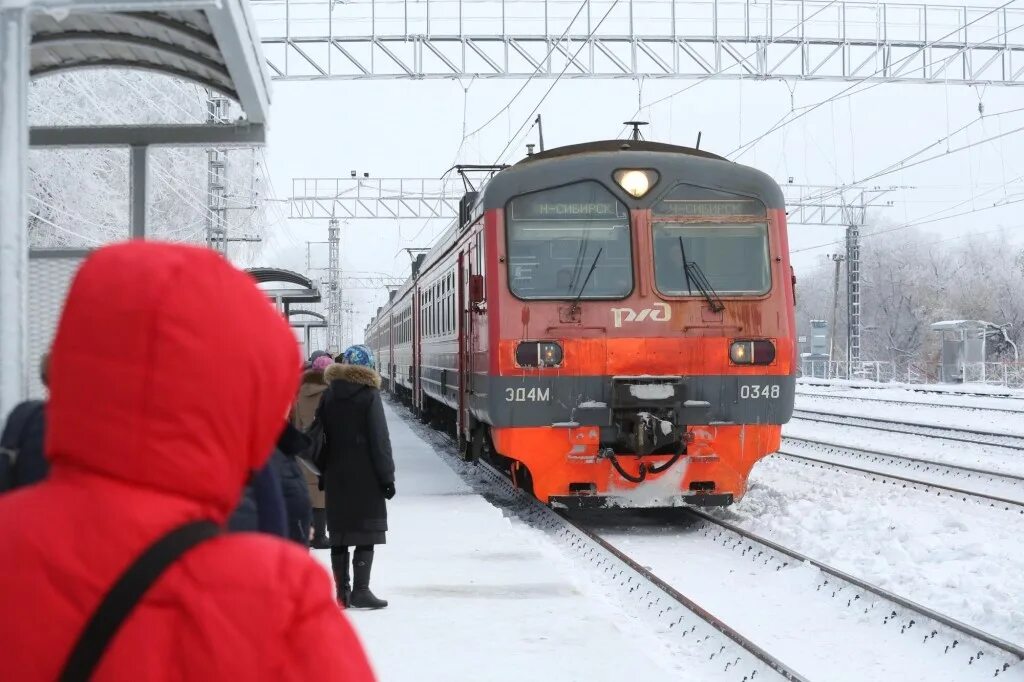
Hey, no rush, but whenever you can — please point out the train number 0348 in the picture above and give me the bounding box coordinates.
[739,384,781,399]
[505,387,550,402]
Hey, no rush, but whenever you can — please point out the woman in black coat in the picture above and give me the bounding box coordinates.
[315,347,396,609]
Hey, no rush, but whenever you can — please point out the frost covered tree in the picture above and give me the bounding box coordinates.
[27,70,268,259]
[796,227,1024,371]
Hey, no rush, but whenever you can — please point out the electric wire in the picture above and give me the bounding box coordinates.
[728,1,1019,160]
[493,0,624,166]
[620,0,846,136]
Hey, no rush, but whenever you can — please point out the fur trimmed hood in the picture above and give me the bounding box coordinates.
[324,363,381,390]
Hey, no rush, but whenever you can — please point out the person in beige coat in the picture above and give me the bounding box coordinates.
[293,358,330,548]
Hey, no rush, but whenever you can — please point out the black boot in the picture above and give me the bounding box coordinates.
[350,548,388,609]
[311,508,329,549]
[330,548,351,607]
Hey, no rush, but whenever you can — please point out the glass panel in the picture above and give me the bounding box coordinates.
[507,182,632,299]
[653,184,766,218]
[652,223,771,296]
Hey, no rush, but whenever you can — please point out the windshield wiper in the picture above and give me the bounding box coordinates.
[570,247,603,314]
[567,235,589,294]
[679,237,724,313]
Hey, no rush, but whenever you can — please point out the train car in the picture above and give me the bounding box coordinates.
[365,136,796,508]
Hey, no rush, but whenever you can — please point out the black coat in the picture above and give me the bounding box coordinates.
[270,423,313,545]
[228,461,288,537]
[228,422,311,542]
[0,401,48,493]
[315,364,395,542]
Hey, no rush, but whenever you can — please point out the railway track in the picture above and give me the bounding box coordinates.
[399,401,1024,680]
[791,407,1024,451]
[795,389,1024,415]
[410,417,809,681]
[685,509,1024,677]
[777,441,1024,513]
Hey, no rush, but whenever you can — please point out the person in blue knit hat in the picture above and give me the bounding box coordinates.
[313,345,395,608]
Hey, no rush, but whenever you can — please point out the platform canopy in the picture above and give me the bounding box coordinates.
[0,0,273,415]
[25,0,269,127]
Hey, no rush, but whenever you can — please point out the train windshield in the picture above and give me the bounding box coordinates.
[653,224,770,296]
[651,186,771,296]
[506,182,632,300]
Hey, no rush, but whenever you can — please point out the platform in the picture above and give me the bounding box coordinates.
[312,401,677,681]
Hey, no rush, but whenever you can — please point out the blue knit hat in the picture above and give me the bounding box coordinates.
[341,344,374,367]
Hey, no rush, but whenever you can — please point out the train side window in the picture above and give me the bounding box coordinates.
[475,233,485,300]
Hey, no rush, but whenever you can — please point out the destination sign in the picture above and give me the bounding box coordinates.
[654,199,765,217]
[512,200,627,221]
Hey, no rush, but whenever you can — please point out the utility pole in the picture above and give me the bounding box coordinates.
[326,219,343,353]
[205,92,229,253]
[845,223,862,367]
[204,91,261,255]
[829,253,845,362]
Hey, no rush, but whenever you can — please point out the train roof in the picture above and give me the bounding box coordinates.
[367,138,785,331]
[515,139,727,164]
[482,139,784,211]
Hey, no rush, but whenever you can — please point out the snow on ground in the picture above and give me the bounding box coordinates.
[799,378,1024,401]
[713,455,1024,647]
[311,401,683,682]
[794,391,1024,435]
[595,512,1020,682]
[783,419,1024,479]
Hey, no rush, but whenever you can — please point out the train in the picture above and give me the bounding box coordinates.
[365,134,796,509]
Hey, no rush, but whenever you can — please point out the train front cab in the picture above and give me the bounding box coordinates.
[476,149,796,508]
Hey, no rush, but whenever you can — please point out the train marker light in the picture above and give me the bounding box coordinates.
[516,341,564,368]
[614,169,659,198]
[729,340,776,365]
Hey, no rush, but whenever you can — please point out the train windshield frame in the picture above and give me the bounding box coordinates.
[505,181,633,301]
[650,186,772,297]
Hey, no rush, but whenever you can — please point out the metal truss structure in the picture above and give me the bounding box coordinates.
[780,184,895,226]
[254,0,1024,83]
[290,176,892,227]
[783,184,899,365]
[326,219,343,353]
[291,177,460,220]
[291,176,895,363]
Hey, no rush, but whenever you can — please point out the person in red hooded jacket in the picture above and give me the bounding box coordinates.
[0,242,376,681]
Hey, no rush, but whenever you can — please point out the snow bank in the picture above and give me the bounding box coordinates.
[715,456,1024,646]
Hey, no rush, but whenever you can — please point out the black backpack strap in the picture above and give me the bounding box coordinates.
[60,520,222,682]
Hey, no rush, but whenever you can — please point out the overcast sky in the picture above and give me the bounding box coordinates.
[259,74,1024,337]
[249,0,1024,338]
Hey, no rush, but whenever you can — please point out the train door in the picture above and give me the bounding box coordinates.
[457,250,472,453]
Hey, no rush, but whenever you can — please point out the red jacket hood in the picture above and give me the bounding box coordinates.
[45,243,300,520]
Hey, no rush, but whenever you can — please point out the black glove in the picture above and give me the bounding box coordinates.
[382,482,396,500]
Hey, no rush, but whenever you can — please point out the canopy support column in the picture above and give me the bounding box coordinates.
[0,8,30,416]
[130,144,148,239]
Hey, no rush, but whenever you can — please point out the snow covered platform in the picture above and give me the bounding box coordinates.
[313,401,677,681]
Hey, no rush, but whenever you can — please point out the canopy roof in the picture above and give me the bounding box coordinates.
[930,320,1002,333]
[27,0,269,125]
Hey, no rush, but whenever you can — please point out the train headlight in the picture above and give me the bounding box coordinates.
[729,340,776,365]
[613,169,659,198]
[516,341,564,368]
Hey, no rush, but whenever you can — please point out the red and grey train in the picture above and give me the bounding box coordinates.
[365,138,796,508]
